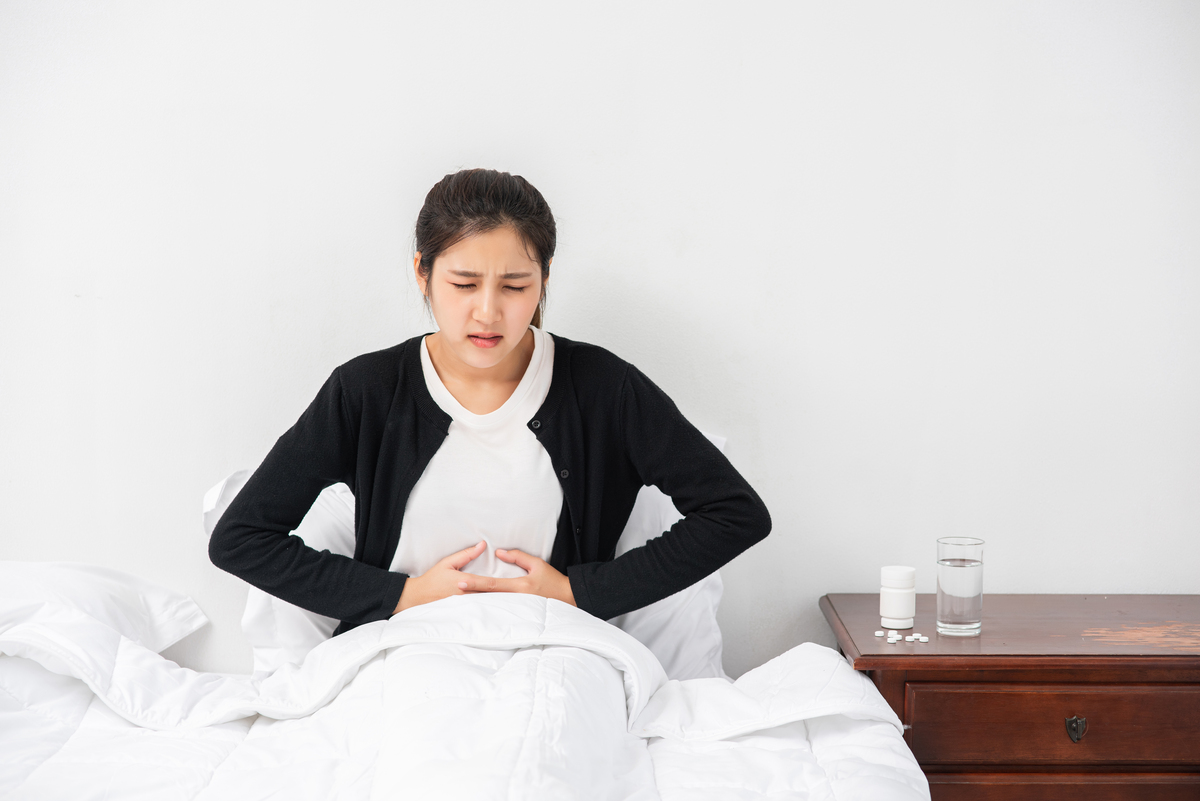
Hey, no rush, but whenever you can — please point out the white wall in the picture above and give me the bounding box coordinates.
[2,1,1197,676]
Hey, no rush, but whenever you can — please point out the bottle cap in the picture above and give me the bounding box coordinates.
[880,565,916,589]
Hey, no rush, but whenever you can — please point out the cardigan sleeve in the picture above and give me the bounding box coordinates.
[208,366,407,628]
[567,364,772,621]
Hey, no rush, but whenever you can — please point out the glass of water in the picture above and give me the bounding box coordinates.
[936,537,984,637]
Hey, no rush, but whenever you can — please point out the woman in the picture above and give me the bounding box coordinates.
[210,168,770,636]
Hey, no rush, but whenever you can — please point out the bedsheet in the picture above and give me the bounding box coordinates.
[0,594,929,800]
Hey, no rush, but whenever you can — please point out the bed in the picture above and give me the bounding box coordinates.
[0,468,930,800]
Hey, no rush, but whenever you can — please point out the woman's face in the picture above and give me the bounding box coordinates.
[414,225,547,374]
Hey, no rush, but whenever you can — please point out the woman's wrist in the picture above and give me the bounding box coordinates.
[394,575,419,614]
[559,572,577,607]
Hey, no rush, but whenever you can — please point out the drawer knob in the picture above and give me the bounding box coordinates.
[1065,715,1088,743]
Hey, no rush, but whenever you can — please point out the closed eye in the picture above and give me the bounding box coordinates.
[450,282,529,292]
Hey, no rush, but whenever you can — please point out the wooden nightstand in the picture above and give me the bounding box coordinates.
[819,593,1200,800]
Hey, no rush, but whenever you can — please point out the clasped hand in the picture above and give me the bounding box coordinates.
[393,540,576,614]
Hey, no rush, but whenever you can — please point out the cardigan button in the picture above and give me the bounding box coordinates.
[531,420,541,429]
[575,527,581,535]
[559,469,569,479]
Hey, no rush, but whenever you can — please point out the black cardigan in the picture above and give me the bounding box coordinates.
[209,333,771,635]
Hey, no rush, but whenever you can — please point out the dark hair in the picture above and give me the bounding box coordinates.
[414,168,556,328]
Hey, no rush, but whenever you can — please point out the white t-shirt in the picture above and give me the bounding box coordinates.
[389,326,563,579]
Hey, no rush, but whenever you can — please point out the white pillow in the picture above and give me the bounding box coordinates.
[0,561,209,653]
[606,432,731,681]
[206,431,731,681]
[202,470,354,677]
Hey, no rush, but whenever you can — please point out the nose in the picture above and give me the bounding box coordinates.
[473,285,501,325]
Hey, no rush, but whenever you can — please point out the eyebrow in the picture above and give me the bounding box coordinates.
[448,269,535,280]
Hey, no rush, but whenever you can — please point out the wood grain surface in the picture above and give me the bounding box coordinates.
[926,773,1200,801]
[907,682,1200,765]
[821,593,1200,671]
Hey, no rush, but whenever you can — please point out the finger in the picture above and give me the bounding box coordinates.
[495,548,535,573]
[445,541,487,570]
[456,572,498,593]
[457,574,520,593]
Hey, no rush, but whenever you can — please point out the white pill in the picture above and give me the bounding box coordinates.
[889,631,900,637]
[920,636,929,643]
[912,633,921,638]
[875,631,885,637]
[905,635,915,642]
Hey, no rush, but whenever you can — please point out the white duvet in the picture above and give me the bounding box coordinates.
[0,594,928,800]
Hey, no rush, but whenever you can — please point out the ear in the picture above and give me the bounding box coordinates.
[413,253,428,295]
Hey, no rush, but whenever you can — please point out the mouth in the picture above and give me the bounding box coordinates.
[468,333,502,349]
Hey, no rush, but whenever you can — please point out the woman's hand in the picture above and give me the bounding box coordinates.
[393,540,486,614]
[458,548,577,607]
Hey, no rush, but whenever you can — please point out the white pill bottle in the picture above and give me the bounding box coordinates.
[880,566,916,629]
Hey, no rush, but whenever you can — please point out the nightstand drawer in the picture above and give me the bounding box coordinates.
[907,683,1200,766]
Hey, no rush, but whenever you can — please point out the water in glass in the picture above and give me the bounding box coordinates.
[936,557,983,636]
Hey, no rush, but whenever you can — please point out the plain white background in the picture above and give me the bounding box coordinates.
[2,1,1197,676]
